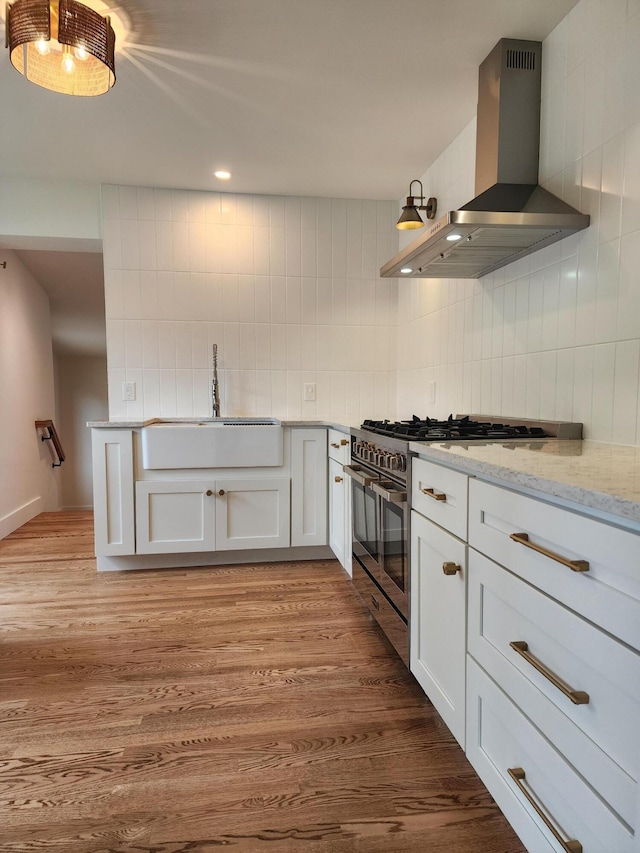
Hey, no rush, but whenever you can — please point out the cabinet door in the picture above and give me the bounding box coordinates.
[329,457,346,567]
[215,478,290,550]
[410,509,467,748]
[290,428,327,547]
[136,480,215,554]
[92,429,135,556]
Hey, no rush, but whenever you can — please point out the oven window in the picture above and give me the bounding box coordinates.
[381,500,406,594]
[352,481,378,559]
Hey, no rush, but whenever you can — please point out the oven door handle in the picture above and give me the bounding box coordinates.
[372,482,407,503]
[343,465,376,487]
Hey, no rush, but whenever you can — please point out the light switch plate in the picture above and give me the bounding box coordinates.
[304,382,316,401]
[122,381,136,402]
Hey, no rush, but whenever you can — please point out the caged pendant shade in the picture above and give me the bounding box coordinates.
[6,0,116,96]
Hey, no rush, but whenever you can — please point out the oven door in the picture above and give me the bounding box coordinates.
[344,465,380,578]
[374,480,409,618]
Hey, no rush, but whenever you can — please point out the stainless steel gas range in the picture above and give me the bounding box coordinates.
[346,415,583,667]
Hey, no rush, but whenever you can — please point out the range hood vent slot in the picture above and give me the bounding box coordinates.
[506,48,536,70]
[381,38,589,280]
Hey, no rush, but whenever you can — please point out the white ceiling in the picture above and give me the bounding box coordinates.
[1,0,578,358]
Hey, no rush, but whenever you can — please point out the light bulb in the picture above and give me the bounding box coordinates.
[214,170,232,180]
[35,39,50,55]
[400,268,413,274]
[62,52,75,74]
[74,45,88,60]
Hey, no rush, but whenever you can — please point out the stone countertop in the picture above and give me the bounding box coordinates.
[410,439,640,527]
[87,418,353,433]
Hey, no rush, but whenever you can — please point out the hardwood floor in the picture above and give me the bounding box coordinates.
[0,512,526,852]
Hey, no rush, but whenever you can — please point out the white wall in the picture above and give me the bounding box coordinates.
[0,179,102,250]
[0,251,59,538]
[101,188,398,424]
[55,355,108,509]
[396,0,640,444]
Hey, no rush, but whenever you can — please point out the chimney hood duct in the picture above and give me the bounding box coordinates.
[381,39,590,280]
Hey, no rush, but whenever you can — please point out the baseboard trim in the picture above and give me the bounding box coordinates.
[97,545,335,572]
[0,497,44,540]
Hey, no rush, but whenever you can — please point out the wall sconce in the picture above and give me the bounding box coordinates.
[396,180,437,230]
[5,0,116,96]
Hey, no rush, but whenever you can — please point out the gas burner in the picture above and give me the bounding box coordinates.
[360,415,582,442]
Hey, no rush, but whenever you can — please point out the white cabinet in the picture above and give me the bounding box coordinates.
[91,428,135,556]
[136,480,216,554]
[467,478,640,853]
[214,477,290,550]
[136,477,290,554]
[410,457,469,746]
[290,428,327,547]
[329,457,347,568]
[410,511,467,748]
[328,429,351,574]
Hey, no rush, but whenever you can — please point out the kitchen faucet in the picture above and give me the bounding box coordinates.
[211,344,221,417]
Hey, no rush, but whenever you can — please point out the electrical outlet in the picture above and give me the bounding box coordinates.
[304,382,316,402]
[428,381,436,404]
[122,381,136,402]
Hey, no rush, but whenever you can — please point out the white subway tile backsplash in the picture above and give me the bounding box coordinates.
[591,342,616,440]
[122,270,141,321]
[612,339,640,444]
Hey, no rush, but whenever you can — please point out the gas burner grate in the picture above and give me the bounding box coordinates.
[360,415,547,442]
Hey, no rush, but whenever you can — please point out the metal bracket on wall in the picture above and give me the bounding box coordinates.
[1,261,6,268]
[35,420,66,468]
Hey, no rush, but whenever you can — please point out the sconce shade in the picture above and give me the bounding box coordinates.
[7,0,116,96]
[397,204,425,230]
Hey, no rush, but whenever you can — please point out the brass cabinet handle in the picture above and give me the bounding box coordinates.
[422,487,446,502]
[206,490,213,496]
[508,767,583,853]
[218,489,225,497]
[334,475,343,483]
[509,532,589,572]
[331,442,340,448]
[340,438,349,446]
[442,562,461,576]
[510,641,589,705]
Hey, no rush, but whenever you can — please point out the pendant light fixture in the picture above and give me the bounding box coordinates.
[396,180,437,230]
[5,0,116,96]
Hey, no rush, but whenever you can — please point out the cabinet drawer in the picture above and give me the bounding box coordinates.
[412,458,468,539]
[328,429,350,465]
[469,549,640,827]
[468,478,640,650]
[466,658,635,853]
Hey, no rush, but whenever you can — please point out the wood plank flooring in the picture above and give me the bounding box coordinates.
[0,512,526,852]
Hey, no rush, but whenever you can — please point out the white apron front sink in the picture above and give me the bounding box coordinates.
[141,419,283,469]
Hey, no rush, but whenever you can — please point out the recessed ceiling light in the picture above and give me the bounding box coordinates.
[446,233,463,241]
[400,267,413,274]
[214,170,232,181]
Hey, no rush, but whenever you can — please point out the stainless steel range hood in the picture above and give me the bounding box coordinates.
[381,39,590,280]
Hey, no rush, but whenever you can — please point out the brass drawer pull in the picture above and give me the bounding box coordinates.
[509,532,589,572]
[206,490,213,496]
[331,442,340,448]
[510,641,589,705]
[422,487,446,502]
[508,767,582,853]
[340,438,349,446]
[218,489,225,497]
[442,562,461,576]
[334,475,343,483]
